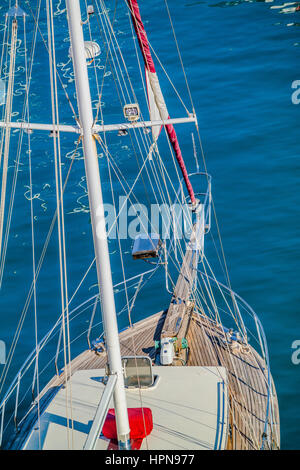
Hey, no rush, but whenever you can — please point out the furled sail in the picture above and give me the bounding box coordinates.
[127,0,196,205]
[145,68,161,143]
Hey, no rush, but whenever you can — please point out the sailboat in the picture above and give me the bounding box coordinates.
[0,0,280,450]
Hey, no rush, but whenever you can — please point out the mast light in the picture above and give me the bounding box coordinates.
[123,103,140,122]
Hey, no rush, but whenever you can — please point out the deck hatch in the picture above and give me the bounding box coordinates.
[122,356,154,388]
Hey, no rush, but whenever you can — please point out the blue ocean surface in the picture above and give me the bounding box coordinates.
[0,0,299,449]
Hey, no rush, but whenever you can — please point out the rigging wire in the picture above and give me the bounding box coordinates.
[46,0,74,447]
[95,0,171,211]
[0,134,78,397]
[124,0,191,117]
[23,10,41,449]
[94,2,192,283]
[160,0,244,333]
[163,0,195,114]
[0,0,42,289]
[0,17,17,264]
[25,0,79,125]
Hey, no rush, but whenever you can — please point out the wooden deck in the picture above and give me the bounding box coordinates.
[186,313,280,449]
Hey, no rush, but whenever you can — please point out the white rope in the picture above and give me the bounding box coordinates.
[22,11,41,449]
[95,1,127,105]
[0,18,17,262]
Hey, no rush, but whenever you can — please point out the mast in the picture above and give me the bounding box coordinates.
[65,0,130,449]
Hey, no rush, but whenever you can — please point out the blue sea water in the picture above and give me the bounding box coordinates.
[0,0,299,449]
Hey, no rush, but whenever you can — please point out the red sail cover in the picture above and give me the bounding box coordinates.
[127,0,196,204]
[128,0,155,73]
[102,407,153,440]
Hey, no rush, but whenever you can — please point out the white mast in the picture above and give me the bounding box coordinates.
[65,0,131,449]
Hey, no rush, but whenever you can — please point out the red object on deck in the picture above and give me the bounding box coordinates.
[102,408,153,440]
